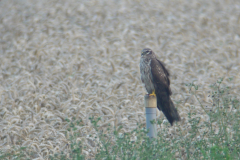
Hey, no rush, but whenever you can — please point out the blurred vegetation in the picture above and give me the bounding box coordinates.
[1,78,239,160]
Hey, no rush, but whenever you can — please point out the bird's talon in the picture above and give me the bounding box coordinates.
[149,90,156,97]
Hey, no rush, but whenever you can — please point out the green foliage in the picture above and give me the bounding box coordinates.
[49,118,85,160]
[0,147,28,160]
[94,125,174,160]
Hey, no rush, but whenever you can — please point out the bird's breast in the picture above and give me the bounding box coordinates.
[140,58,155,94]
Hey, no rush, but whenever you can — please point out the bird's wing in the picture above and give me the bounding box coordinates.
[150,58,172,95]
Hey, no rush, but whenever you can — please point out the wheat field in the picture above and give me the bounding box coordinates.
[0,0,240,159]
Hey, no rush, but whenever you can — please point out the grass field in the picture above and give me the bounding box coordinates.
[0,0,240,159]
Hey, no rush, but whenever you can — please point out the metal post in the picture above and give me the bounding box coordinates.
[145,94,157,138]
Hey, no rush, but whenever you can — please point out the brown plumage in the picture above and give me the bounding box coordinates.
[140,48,181,125]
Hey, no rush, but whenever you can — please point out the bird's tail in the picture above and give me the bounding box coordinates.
[157,96,181,126]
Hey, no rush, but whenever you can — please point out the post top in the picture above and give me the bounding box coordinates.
[144,94,157,108]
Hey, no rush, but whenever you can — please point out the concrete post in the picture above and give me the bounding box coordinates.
[144,94,157,138]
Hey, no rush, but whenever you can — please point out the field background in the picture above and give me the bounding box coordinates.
[0,0,240,159]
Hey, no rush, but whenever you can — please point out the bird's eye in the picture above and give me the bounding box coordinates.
[141,50,151,55]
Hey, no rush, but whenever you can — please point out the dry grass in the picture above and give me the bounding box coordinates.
[0,0,240,159]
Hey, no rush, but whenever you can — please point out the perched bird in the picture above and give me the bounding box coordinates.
[140,48,181,126]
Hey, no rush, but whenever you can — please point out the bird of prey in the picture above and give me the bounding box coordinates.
[140,48,180,126]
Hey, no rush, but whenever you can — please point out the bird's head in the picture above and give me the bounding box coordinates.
[141,48,155,58]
